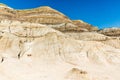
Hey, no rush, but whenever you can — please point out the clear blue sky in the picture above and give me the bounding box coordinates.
[0,0,120,29]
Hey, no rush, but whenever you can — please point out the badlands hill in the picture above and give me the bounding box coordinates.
[0,3,120,80]
[0,3,98,32]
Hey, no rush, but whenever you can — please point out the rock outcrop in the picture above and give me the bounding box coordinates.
[73,20,98,31]
[17,6,72,24]
[98,28,120,37]
[0,3,17,20]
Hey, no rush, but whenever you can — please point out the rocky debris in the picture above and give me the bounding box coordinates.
[65,68,89,80]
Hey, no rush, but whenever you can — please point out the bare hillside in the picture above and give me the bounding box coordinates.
[0,3,120,80]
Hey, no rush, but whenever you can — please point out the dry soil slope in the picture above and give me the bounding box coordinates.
[65,31,120,49]
[0,21,120,80]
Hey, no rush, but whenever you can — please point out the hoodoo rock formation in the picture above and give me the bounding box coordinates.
[0,3,120,80]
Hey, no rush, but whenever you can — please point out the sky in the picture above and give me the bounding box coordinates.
[0,0,120,29]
